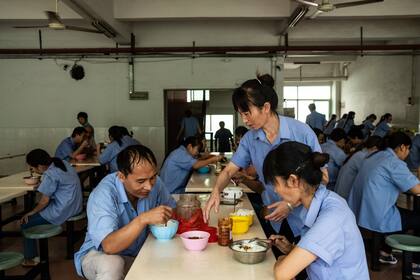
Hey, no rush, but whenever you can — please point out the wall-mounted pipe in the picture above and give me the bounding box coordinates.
[284,76,348,82]
[0,44,419,56]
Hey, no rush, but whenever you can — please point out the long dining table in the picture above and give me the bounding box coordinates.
[185,164,254,193]
[124,194,276,280]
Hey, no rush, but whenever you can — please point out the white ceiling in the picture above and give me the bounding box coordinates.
[0,0,419,20]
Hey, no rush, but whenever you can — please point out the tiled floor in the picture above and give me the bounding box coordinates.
[0,197,417,280]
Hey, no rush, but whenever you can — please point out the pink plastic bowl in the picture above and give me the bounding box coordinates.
[75,154,87,161]
[180,230,210,251]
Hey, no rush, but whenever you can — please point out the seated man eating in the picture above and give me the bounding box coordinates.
[74,144,176,280]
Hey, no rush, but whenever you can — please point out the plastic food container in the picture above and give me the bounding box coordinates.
[230,216,250,234]
[150,219,179,240]
[197,166,210,174]
[230,209,255,226]
[180,230,210,251]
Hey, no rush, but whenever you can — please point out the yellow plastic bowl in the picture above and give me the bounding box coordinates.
[230,216,250,234]
[230,213,254,226]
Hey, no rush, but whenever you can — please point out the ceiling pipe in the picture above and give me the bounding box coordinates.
[0,44,419,55]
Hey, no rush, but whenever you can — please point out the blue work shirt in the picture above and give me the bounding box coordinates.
[231,115,321,235]
[348,148,419,232]
[298,185,369,280]
[99,136,141,172]
[55,137,76,161]
[324,120,336,135]
[38,160,83,225]
[74,173,176,277]
[361,120,375,138]
[373,121,390,137]
[336,119,353,134]
[321,140,347,190]
[407,134,420,170]
[306,111,326,131]
[160,145,198,194]
[335,149,369,200]
[181,116,200,138]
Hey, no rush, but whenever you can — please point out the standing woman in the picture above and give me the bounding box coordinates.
[323,114,337,136]
[373,113,392,137]
[160,136,223,194]
[348,132,420,269]
[21,149,83,266]
[263,142,368,280]
[335,135,382,200]
[204,75,322,239]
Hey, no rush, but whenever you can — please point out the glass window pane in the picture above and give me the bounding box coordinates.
[298,86,330,99]
[283,100,297,118]
[284,86,297,99]
[314,101,330,120]
[297,100,314,123]
[205,115,234,140]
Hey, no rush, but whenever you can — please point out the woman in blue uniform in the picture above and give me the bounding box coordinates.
[20,149,83,266]
[204,75,323,240]
[348,132,420,271]
[263,141,368,280]
[98,126,140,173]
[160,136,223,194]
[321,128,347,190]
[373,113,392,137]
[361,114,377,138]
[335,135,381,199]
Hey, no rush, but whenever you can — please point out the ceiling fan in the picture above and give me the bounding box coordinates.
[280,0,383,35]
[13,0,101,34]
[294,0,384,19]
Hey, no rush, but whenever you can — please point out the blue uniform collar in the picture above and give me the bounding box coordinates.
[253,114,291,145]
[385,148,398,159]
[113,173,129,204]
[303,185,329,228]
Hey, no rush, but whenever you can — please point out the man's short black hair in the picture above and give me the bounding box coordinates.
[77,112,88,120]
[117,145,157,176]
[71,127,86,137]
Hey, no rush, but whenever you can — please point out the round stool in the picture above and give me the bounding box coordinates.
[0,252,24,278]
[23,224,63,280]
[66,211,87,259]
[386,234,420,280]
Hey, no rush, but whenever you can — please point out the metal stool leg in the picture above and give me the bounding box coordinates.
[371,232,381,271]
[66,221,75,259]
[402,251,414,280]
[39,238,50,280]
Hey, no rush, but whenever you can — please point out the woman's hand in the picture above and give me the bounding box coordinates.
[203,190,220,223]
[264,201,290,222]
[270,235,294,255]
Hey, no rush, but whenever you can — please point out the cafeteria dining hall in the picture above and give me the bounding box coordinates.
[1,0,420,279]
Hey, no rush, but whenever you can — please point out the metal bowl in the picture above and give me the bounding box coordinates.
[229,239,271,264]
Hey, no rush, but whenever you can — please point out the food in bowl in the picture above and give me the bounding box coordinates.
[230,209,255,226]
[23,176,41,185]
[150,219,179,240]
[180,230,210,251]
[229,239,271,264]
[231,242,267,253]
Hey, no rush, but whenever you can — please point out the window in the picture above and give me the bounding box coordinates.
[187,90,210,102]
[283,85,331,123]
[205,115,234,140]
